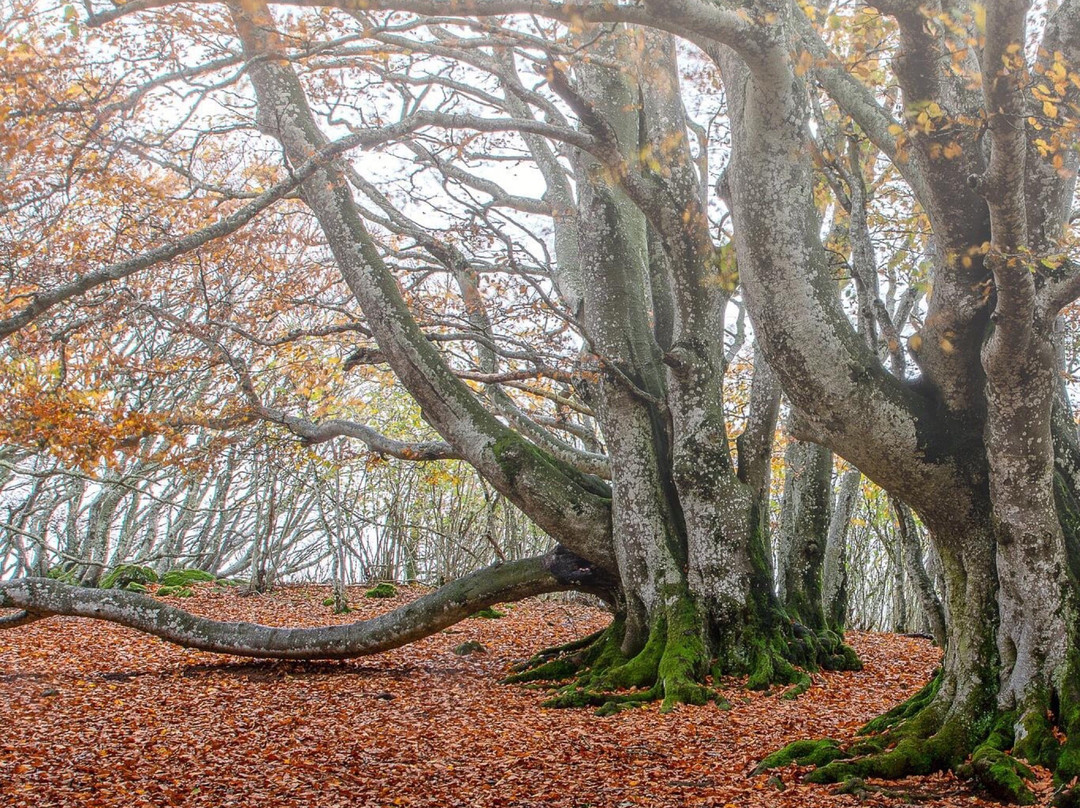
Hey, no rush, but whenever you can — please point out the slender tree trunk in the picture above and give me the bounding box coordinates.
[890,496,947,646]
[822,468,860,631]
[776,437,832,632]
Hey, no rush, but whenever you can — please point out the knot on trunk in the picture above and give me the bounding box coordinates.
[543,546,617,597]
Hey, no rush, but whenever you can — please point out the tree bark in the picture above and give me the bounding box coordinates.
[0,548,612,658]
[776,438,832,632]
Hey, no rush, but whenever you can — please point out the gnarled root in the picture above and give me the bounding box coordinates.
[758,662,1080,806]
[509,592,861,714]
[726,620,861,697]
[512,590,720,714]
[551,597,718,714]
[504,628,607,684]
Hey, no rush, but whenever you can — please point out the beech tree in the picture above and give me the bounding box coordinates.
[1,0,1079,802]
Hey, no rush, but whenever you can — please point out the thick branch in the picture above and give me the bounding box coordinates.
[280,416,462,458]
[89,0,756,55]
[0,550,611,659]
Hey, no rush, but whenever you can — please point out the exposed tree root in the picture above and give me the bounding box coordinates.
[832,776,941,802]
[758,663,1080,806]
[733,620,861,694]
[517,598,719,714]
[508,594,861,714]
[504,628,607,683]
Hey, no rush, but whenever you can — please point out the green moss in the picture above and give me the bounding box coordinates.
[101,564,159,590]
[753,739,845,774]
[808,735,940,783]
[124,582,148,593]
[657,594,711,712]
[364,582,397,598]
[469,607,505,619]
[504,628,611,684]
[1014,703,1061,769]
[972,746,1036,804]
[823,643,863,672]
[859,670,942,735]
[45,565,78,584]
[1056,784,1080,808]
[781,671,813,701]
[453,640,486,656]
[1056,650,1080,783]
[602,614,666,690]
[1058,743,1080,785]
[491,433,611,499]
[527,590,713,713]
[159,569,215,587]
[595,700,625,717]
[156,585,194,598]
[745,636,798,690]
[541,686,641,710]
[504,658,579,684]
[508,629,605,673]
[806,709,974,787]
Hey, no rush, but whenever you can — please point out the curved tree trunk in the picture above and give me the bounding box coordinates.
[722,2,1080,800]
[0,548,613,658]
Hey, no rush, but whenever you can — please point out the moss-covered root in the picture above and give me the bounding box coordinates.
[752,739,846,775]
[806,709,959,785]
[538,597,718,714]
[738,625,859,694]
[858,670,942,736]
[761,659,1080,804]
[503,626,611,685]
[803,705,1042,803]
[971,745,1036,805]
[506,628,606,675]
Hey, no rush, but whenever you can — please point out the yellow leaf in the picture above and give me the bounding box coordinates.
[1043,100,1059,118]
[972,3,986,34]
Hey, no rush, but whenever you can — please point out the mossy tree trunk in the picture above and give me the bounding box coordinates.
[529,29,859,710]
[714,0,1080,800]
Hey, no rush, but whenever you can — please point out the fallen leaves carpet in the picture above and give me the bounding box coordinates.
[0,585,1043,806]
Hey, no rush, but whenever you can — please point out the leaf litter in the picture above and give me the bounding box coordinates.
[0,585,1051,806]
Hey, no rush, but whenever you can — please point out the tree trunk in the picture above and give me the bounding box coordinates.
[822,468,859,631]
[776,438,832,632]
[890,496,947,646]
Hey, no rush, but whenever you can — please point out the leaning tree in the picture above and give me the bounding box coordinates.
[2,0,862,707]
[1,0,1079,802]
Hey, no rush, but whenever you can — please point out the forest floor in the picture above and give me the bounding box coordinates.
[0,584,1054,807]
